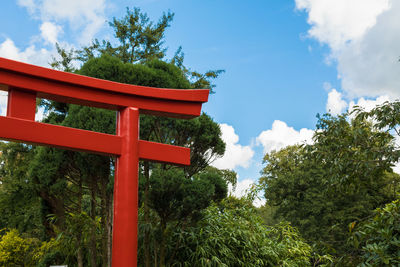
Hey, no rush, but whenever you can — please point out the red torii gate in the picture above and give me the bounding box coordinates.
[0,57,209,266]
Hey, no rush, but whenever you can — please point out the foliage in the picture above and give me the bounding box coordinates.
[0,142,42,237]
[351,198,400,266]
[148,168,227,225]
[259,113,400,256]
[108,7,174,63]
[354,100,400,137]
[77,7,174,64]
[169,198,332,267]
[137,167,229,266]
[0,229,40,266]
[0,228,66,267]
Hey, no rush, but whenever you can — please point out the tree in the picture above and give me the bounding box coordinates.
[76,7,174,64]
[259,113,400,258]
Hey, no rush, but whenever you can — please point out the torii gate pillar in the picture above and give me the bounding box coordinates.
[0,57,209,266]
[113,107,140,266]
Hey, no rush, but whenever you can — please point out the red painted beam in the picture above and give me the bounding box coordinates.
[0,116,191,165]
[139,140,190,166]
[0,57,209,118]
[0,70,202,118]
[0,57,209,102]
[0,116,122,156]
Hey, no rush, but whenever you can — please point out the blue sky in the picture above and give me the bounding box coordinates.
[1,0,399,202]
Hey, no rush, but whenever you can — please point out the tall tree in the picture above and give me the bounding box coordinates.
[260,113,400,258]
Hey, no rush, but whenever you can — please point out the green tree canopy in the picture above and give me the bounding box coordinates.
[260,113,400,258]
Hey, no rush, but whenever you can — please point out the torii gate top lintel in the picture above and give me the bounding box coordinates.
[0,57,210,267]
[0,57,209,118]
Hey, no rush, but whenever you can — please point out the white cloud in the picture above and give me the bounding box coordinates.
[17,0,36,14]
[0,38,52,67]
[297,0,400,99]
[18,0,106,44]
[40,22,62,45]
[0,91,7,116]
[229,179,265,207]
[326,89,347,115]
[337,2,400,98]
[211,124,254,170]
[256,120,314,154]
[348,95,390,113]
[295,0,390,50]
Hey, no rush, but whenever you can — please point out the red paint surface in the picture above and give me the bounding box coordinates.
[0,57,208,118]
[0,57,209,267]
[113,107,140,266]
[0,116,122,156]
[7,88,36,120]
[139,140,190,166]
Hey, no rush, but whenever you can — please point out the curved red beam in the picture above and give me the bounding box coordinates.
[0,57,209,118]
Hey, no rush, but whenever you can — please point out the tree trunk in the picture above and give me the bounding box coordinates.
[76,179,84,267]
[107,190,113,267]
[89,176,98,267]
[143,162,151,267]
[159,219,167,267]
[39,191,65,238]
[77,233,84,267]
[100,186,108,267]
[100,171,113,267]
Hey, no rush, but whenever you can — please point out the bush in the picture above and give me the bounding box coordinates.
[0,229,40,266]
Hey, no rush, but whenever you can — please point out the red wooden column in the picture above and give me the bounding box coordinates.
[112,107,140,266]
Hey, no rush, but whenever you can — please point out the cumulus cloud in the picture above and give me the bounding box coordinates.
[296,0,400,99]
[325,88,391,117]
[348,95,390,113]
[256,120,314,154]
[337,2,400,98]
[295,0,390,50]
[0,38,52,66]
[40,22,63,45]
[211,124,254,170]
[18,0,106,44]
[326,89,348,115]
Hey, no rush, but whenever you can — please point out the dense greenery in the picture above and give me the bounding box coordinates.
[1,6,400,267]
[351,199,400,266]
[168,198,332,267]
[259,112,400,265]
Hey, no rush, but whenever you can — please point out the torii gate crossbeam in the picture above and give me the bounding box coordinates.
[0,57,209,266]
